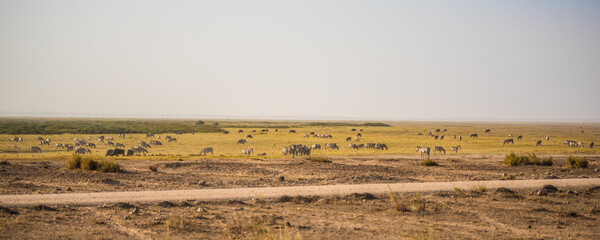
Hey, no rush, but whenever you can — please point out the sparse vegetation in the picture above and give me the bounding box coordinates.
[500,173,516,180]
[306,157,332,163]
[421,158,439,166]
[564,156,588,168]
[149,164,158,172]
[65,154,121,172]
[472,184,487,194]
[503,152,553,166]
[304,122,390,127]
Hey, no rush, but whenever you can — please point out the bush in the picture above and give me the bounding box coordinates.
[66,154,82,169]
[195,120,205,125]
[306,157,332,163]
[99,160,122,172]
[565,156,588,168]
[504,152,552,166]
[212,122,219,126]
[80,157,98,170]
[421,158,438,166]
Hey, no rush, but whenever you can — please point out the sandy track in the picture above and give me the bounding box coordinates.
[1,178,598,207]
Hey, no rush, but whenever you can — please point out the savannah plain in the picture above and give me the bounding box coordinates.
[1,119,599,239]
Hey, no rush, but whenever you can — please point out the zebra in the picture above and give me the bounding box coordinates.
[237,139,247,144]
[98,136,105,142]
[536,140,542,146]
[504,139,514,145]
[86,143,96,148]
[75,148,92,154]
[349,143,358,149]
[449,145,461,154]
[416,146,430,158]
[146,133,155,138]
[578,141,585,148]
[150,140,163,145]
[324,143,339,150]
[66,146,74,152]
[470,134,478,138]
[311,144,321,150]
[303,134,310,138]
[200,147,214,156]
[433,146,446,154]
[354,136,360,141]
[545,136,550,141]
[453,135,456,139]
[242,148,254,155]
[105,141,114,146]
[140,142,152,149]
[115,143,125,148]
[168,137,177,143]
[374,143,388,150]
[106,137,114,141]
[30,146,42,153]
[517,135,523,141]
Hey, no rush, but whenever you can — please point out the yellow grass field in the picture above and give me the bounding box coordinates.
[1,121,598,161]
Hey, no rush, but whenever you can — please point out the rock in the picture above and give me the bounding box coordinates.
[537,189,548,196]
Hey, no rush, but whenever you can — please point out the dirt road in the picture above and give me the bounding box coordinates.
[1,178,598,207]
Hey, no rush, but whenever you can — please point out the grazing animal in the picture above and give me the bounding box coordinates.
[146,133,154,138]
[86,143,96,148]
[128,146,148,155]
[238,130,244,133]
[357,133,362,137]
[257,153,267,156]
[578,141,585,148]
[66,146,74,152]
[453,135,456,139]
[508,134,514,138]
[324,143,339,150]
[418,133,423,136]
[304,134,310,138]
[351,129,357,131]
[459,136,462,141]
[223,131,230,134]
[98,136,105,142]
[12,144,18,149]
[311,144,321,150]
[517,135,523,141]
[237,139,247,144]
[75,148,91,154]
[349,143,358,149]
[105,141,114,146]
[37,137,44,141]
[434,135,439,140]
[247,135,253,139]
[139,142,152,148]
[115,143,125,148]
[289,130,296,133]
[374,143,388,150]
[354,136,360,141]
[440,135,444,140]
[242,148,254,155]
[433,146,446,154]
[484,129,491,133]
[106,137,114,141]
[346,137,352,141]
[435,129,441,132]
[545,136,550,141]
[106,148,125,156]
[282,147,290,156]
[536,140,542,146]
[449,146,461,154]
[590,142,594,148]
[470,134,478,138]
[357,144,365,149]
[416,146,430,158]
[168,137,177,143]
[200,147,214,156]
[503,139,514,145]
[30,146,42,153]
[150,140,163,145]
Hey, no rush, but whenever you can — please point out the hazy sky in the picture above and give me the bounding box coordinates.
[1,1,599,121]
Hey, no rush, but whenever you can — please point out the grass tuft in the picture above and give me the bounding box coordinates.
[503,152,552,166]
[65,154,121,172]
[421,158,439,166]
[306,157,331,163]
[564,156,588,168]
[149,164,158,172]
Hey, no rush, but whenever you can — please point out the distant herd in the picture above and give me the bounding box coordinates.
[7,126,596,158]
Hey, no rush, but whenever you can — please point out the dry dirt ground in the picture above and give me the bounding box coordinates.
[1,155,600,239]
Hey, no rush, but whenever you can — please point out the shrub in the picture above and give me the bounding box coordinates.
[212,122,219,126]
[412,193,426,211]
[66,154,82,169]
[565,156,588,168]
[80,157,98,171]
[504,152,552,166]
[149,164,158,172]
[472,184,487,194]
[306,157,331,163]
[99,160,122,173]
[421,158,438,166]
[195,120,205,125]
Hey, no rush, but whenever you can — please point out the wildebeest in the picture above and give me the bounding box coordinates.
[416,146,430,158]
[434,135,439,140]
[282,147,290,156]
[97,136,105,142]
[75,148,91,154]
[238,130,244,133]
[357,144,365,149]
[311,144,321,150]
[440,135,444,140]
[503,139,514,145]
[536,140,542,146]
[139,141,152,148]
[346,137,352,142]
[242,148,254,155]
[517,135,523,141]
[349,143,358,149]
[237,139,247,144]
[289,130,296,133]
[106,148,125,156]
[351,129,357,131]
[115,143,125,148]
[223,131,230,134]
[37,137,44,141]
[433,146,446,154]
[357,133,362,137]
[146,133,154,138]
[470,134,478,138]
[118,133,126,139]
[484,129,491,133]
[30,146,42,153]
[66,146,74,152]
[435,129,440,132]
[246,135,253,139]
[86,142,96,148]
[150,140,163,145]
[200,147,214,156]
[449,146,461,154]
[591,142,594,148]
[40,140,50,146]
[459,136,462,141]
[374,143,388,150]
[167,137,177,143]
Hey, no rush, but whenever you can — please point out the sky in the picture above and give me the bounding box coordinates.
[1,0,599,121]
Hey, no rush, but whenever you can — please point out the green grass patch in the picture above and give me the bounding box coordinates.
[503,152,552,166]
[564,156,588,168]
